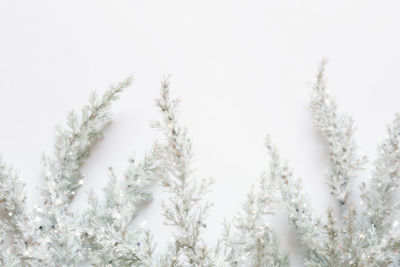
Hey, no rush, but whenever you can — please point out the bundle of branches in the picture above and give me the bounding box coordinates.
[1,61,399,266]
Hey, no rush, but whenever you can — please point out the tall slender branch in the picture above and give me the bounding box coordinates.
[310,59,366,217]
[154,78,213,266]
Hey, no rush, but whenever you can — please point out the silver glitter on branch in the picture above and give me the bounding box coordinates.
[267,61,400,266]
[153,78,215,267]
[222,60,400,266]
[2,61,400,266]
[0,77,134,266]
[310,59,367,217]
[222,136,289,266]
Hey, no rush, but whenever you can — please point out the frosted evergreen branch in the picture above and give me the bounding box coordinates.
[26,77,133,266]
[357,113,400,264]
[320,208,341,265]
[80,195,142,266]
[153,78,214,266]
[41,76,132,221]
[222,136,289,266]
[310,59,367,213]
[0,159,36,263]
[265,138,327,264]
[269,61,400,266]
[361,114,400,232]
[223,187,289,266]
[140,229,157,266]
[0,247,21,267]
[0,160,29,239]
[79,148,160,266]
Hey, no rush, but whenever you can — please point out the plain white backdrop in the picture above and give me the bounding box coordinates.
[1,1,400,265]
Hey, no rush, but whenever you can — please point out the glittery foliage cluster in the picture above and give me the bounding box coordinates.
[1,61,400,266]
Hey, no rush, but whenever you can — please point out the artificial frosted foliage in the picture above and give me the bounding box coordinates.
[79,152,160,266]
[221,60,400,266]
[0,78,139,266]
[309,60,367,215]
[222,137,289,266]
[152,79,217,267]
[266,61,400,266]
[2,61,400,267]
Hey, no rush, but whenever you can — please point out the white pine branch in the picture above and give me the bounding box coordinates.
[80,149,160,266]
[153,78,214,266]
[310,59,367,215]
[222,136,289,266]
[265,138,327,265]
[41,77,132,220]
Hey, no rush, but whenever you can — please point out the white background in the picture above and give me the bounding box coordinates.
[1,1,400,265]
